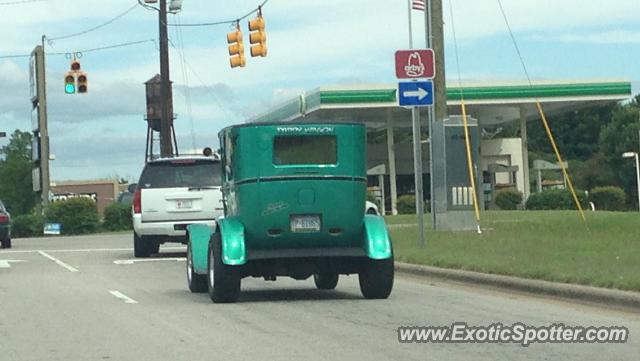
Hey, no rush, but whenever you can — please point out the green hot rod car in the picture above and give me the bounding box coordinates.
[186,122,394,303]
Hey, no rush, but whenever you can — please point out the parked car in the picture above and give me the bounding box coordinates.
[365,200,379,215]
[131,156,223,258]
[186,122,394,303]
[0,200,11,249]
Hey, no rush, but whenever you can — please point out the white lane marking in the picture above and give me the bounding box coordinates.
[0,246,186,254]
[113,257,186,265]
[0,260,26,268]
[37,251,79,272]
[109,290,139,304]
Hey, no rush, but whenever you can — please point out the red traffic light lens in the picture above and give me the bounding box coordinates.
[71,61,81,71]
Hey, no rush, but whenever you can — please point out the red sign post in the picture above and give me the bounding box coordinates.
[395,49,435,79]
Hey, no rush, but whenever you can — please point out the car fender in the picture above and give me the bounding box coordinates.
[363,215,393,260]
[186,224,213,274]
[217,217,247,266]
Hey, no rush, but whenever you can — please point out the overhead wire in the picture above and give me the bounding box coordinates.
[447,0,482,234]
[173,14,197,152]
[496,0,587,225]
[167,0,269,27]
[167,40,242,122]
[47,3,139,42]
[0,39,156,59]
[0,0,46,5]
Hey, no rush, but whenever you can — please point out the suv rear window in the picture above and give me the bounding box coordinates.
[138,159,222,189]
[273,135,337,165]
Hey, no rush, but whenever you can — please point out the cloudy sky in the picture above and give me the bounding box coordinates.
[1,0,639,181]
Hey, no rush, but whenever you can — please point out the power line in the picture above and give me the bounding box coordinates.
[167,0,269,27]
[0,39,156,59]
[47,3,139,42]
[0,0,46,5]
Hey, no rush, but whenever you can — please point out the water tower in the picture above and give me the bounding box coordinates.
[145,74,178,161]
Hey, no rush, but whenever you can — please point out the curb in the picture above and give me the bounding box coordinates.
[395,262,640,311]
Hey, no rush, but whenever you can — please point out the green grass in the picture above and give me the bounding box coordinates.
[388,211,640,292]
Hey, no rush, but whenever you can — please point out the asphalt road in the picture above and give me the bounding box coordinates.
[1,234,638,361]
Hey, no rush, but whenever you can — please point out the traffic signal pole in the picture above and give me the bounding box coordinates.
[159,0,173,157]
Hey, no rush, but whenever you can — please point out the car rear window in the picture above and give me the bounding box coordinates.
[273,135,337,165]
[138,159,222,189]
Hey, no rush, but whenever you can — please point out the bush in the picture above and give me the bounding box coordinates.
[397,195,416,214]
[103,202,133,231]
[495,188,523,210]
[11,214,44,238]
[45,198,100,235]
[526,189,588,210]
[590,186,626,211]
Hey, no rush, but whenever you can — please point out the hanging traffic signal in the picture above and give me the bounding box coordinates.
[248,15,267,57]
[77,72,88,93]
[227,25,245,68]
[64,72,76,94]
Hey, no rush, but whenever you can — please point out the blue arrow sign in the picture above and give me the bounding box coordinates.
[398,81,434,107]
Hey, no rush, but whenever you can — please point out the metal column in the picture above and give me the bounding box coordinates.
[520,105,531,201]
[386,111,398,215]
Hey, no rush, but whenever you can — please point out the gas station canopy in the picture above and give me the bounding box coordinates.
[247,80,632,127]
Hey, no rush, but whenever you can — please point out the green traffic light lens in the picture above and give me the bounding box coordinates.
[65,83,76,94]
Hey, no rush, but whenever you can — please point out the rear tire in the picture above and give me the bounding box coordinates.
[207,232,241,303]
[1,238,10,249]
[359,257,394,299]
[150,242,160,255]
[313,272,339,290]
[187,242,207,293]
[133,232,150,258]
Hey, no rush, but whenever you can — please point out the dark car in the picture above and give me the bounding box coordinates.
[0,200,11,249]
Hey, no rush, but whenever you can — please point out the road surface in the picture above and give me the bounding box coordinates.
[1,234,638,360]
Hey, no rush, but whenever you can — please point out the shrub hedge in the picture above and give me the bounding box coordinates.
[589,186,626,211]
[103,202,133,231]
[495,188,523,210]
[526,189,588,210]
[11,214,44,238]
[45,198,100,235]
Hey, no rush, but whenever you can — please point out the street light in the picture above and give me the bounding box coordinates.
[622,151,640,212]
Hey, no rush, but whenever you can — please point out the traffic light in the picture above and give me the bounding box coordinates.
[77,72,88,93]
[64,59,87,94]
[248,15,267,57]
[64,72,76,94]
[227,25,246,68]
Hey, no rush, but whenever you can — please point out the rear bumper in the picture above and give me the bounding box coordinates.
[133,214,216,239]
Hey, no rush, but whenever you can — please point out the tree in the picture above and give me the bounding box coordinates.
[0,130,36,215]
[599,95,640,207]
[527,103,616,161]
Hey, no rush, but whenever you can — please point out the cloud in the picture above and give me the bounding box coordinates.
[555,30,640,44]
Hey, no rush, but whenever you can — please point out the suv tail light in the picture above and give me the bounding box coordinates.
[133,188,142,214]
[0,214,8,223]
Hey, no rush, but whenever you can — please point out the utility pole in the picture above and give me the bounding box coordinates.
[158,0,173,157]
[429,0,447,122]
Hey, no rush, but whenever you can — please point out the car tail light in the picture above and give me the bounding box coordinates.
[133,188,142,214]
[0,214,8,223]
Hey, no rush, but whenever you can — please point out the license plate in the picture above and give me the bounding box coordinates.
[175,199,193,209]
[291,215,321,233]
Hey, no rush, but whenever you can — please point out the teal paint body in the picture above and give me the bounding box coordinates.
[215,122,393,263]
[363,215,393,260]
[217,217,247,265]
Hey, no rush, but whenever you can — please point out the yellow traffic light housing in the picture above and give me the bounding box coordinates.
[64,72,76,94]
[227,25,246,68]
[77,72,88,94]
[248,15,267,57]
[65,59,88,94]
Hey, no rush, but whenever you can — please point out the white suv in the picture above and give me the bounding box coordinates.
[132,156,223,257]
